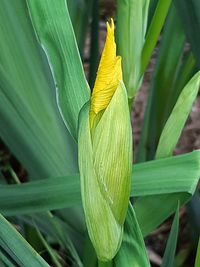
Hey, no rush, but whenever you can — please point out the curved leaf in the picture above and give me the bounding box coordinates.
[27,0,90,139]
[0,151,199,216]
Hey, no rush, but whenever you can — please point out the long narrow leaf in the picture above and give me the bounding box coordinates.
[0,0,78,178]
[67,0,93,54]
[0,151,199,216]
[195,239,200,267]
[0,214,49,267]
[116,0,150,97]
[137,4,186,161]
[27,0,90,139]
[141,0,172,74]
[0,249,16,267]
[175,0,200,68]
[34,224,62,267]
[114,204,151,266]
[135,193,187,236]
[156,71,200,158]
[20,213,84,264]
[161,204,179,267]
[135,71,200,237]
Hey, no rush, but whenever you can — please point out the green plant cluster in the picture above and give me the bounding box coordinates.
[0,0,200,266]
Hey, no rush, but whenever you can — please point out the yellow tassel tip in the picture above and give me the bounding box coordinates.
[90,19,122,126]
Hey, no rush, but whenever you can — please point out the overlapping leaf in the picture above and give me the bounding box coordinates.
[195,239,200,267]
[175,0,200,68]
[116,0,150,98]
[0,0,78,178]
[161,205,179,267]
[141,0,173,74]
[137,4,187,161]
[156,71,200,158]
[27,0,90,139]
[135,71,200,236]
[114,204,151,267]
[0,214,50,267]
[0,151,199,216]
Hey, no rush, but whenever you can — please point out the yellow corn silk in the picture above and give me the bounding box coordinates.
[78,19,132,261]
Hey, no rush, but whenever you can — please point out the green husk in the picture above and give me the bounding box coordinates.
[78,82,132,261]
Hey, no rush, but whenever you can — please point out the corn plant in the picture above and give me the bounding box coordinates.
[0,0,200,266]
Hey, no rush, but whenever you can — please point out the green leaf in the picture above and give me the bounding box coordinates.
[116,0,150,97]
[137,4,186,161]
[156,71,200,159]
[0,151,199,216]
[27,0,90,140]
[0,214,49,267]
[135,71,200,236]
[171,52,196,105]
[67,0,94,54]
[175,0,200,68]
[0,249,16,267]
[161,204,179,267]
[82,235,97,267]
[195,238,200,267]
[34,224,62,267]
[20,213,84,266]
[147,0,158,27]
[141,0,173,74]
[0,3,82,257]
[114,204,151,267]
[174,245,191,267]
[98,260,113,267]
[135,193,186,237]
[0,0,78,178]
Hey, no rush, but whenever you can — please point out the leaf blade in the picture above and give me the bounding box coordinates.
[0,214,50,267]
[141,0,173,74]
[27,0,90,139]
[0,151,199,216]
[161,204,179,267]
[156,71,200,158]
[114,204,151,267]
[0,0,78,178]
[195,238,200,267]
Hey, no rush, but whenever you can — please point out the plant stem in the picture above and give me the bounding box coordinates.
[98,260,112,267]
